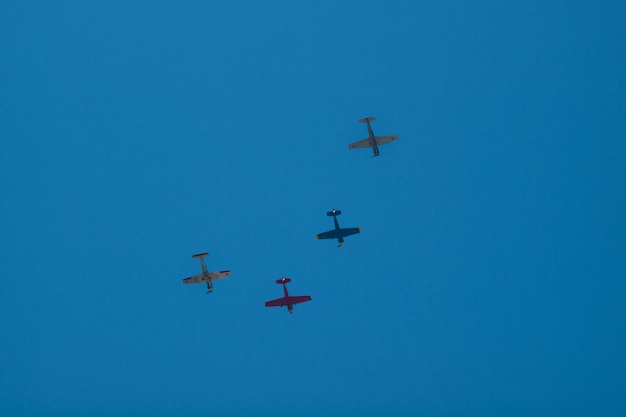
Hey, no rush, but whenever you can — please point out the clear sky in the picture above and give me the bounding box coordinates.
[1,1,625,416]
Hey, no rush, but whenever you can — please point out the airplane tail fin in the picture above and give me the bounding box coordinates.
[192,252,209,259]
[359,116,376,123]
[326,209,342,217]
[276,277,292,284]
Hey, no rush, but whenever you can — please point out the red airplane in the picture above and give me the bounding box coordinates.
[265,278,312,314]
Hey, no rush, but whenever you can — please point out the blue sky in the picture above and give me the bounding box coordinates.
[1,1,625,416]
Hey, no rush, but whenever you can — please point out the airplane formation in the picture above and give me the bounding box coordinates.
[180,116,398,313]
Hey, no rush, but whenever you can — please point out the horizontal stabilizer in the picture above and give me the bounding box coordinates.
[326,209,342,217]
[192,252,209,259]
[359,116,376,123]
[276,277,292,284]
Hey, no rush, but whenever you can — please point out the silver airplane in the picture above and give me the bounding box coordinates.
[181,252,231,293]
[348,116,398,157]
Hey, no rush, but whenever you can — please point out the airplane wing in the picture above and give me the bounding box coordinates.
[265,295,312,307]
[316,227,361,240]
[286,295,312,305]
[207,270,231,281]
[340,227,362,237]
[348,137,375,149]
[182,270,231,285]
[182,273,205,285]
[374,134,398,146]
[265,297,288,307]
[316,229,341,240]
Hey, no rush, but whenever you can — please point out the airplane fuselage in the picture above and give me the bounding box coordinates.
[199,258,213,292]
[204,272,213,292]
[366,120,380,156]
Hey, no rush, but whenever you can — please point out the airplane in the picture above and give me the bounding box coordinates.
[265,277,311,314]
[181,252,231,293]
[315,209,362,247]
[348,116,398,157]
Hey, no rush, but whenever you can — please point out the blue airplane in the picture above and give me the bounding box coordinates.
[315,209,362,247]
